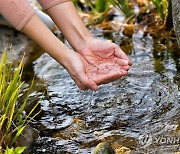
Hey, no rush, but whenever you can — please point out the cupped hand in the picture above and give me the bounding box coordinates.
[63,49,130,91]
[77,39,132,84]
[63,50,98,91]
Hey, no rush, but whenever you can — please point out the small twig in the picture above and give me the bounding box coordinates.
[43,80,58,121]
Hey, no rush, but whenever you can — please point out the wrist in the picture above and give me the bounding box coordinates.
[55,47,71,67]
[46,1,94,53]
[74,34,94,53]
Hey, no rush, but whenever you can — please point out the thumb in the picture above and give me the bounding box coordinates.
[113,44,132,65]
[78,71,98,91]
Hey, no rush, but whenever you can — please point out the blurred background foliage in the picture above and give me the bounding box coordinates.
[72,0,172,30]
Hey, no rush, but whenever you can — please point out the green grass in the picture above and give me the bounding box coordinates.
[109,0,133,18]
[0,50,41,154]
[151,0,169,21]
[4,147,26,154]
[95,0,109,13]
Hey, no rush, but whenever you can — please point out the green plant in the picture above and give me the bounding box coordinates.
[72,0,81,10]
[85,0,109,14]
[109,0,133,18]
[151,0,169,21]
[95,0,109,13]
[0,50,40,153]
[4,147,26,154]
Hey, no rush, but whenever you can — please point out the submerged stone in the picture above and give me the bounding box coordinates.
[92,142,115,154]
[15,125,38,154]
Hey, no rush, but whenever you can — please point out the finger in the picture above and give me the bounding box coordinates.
[121,65,130,71]
[105,70,128,83]
[112,60,130,71]
[93,70,125,85]
[112,68,128,76]
[71,75,89,90]
[121,69,128,75]
[116,59,129,66]
[78,71,98,91]
[113,44,132,65]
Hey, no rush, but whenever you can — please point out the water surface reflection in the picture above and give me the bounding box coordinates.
[31,28,180,153]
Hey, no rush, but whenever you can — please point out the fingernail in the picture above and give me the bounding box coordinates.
[93,85,98,91]
[129,60,132,65]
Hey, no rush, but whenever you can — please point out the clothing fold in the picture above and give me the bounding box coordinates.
[0,0,35,30]
[38,0,71,10]
[0,0,71,31]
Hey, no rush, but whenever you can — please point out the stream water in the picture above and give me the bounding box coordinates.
[27,27,180,154]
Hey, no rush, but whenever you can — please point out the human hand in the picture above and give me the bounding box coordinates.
[77,39,132,84]
[62,50,98,91]
[63,48,131,91]
[21,12,130,91]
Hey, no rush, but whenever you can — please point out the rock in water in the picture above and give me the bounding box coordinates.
[92,142,115,154]
[172,0,180,47]
[15,125,38,154]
